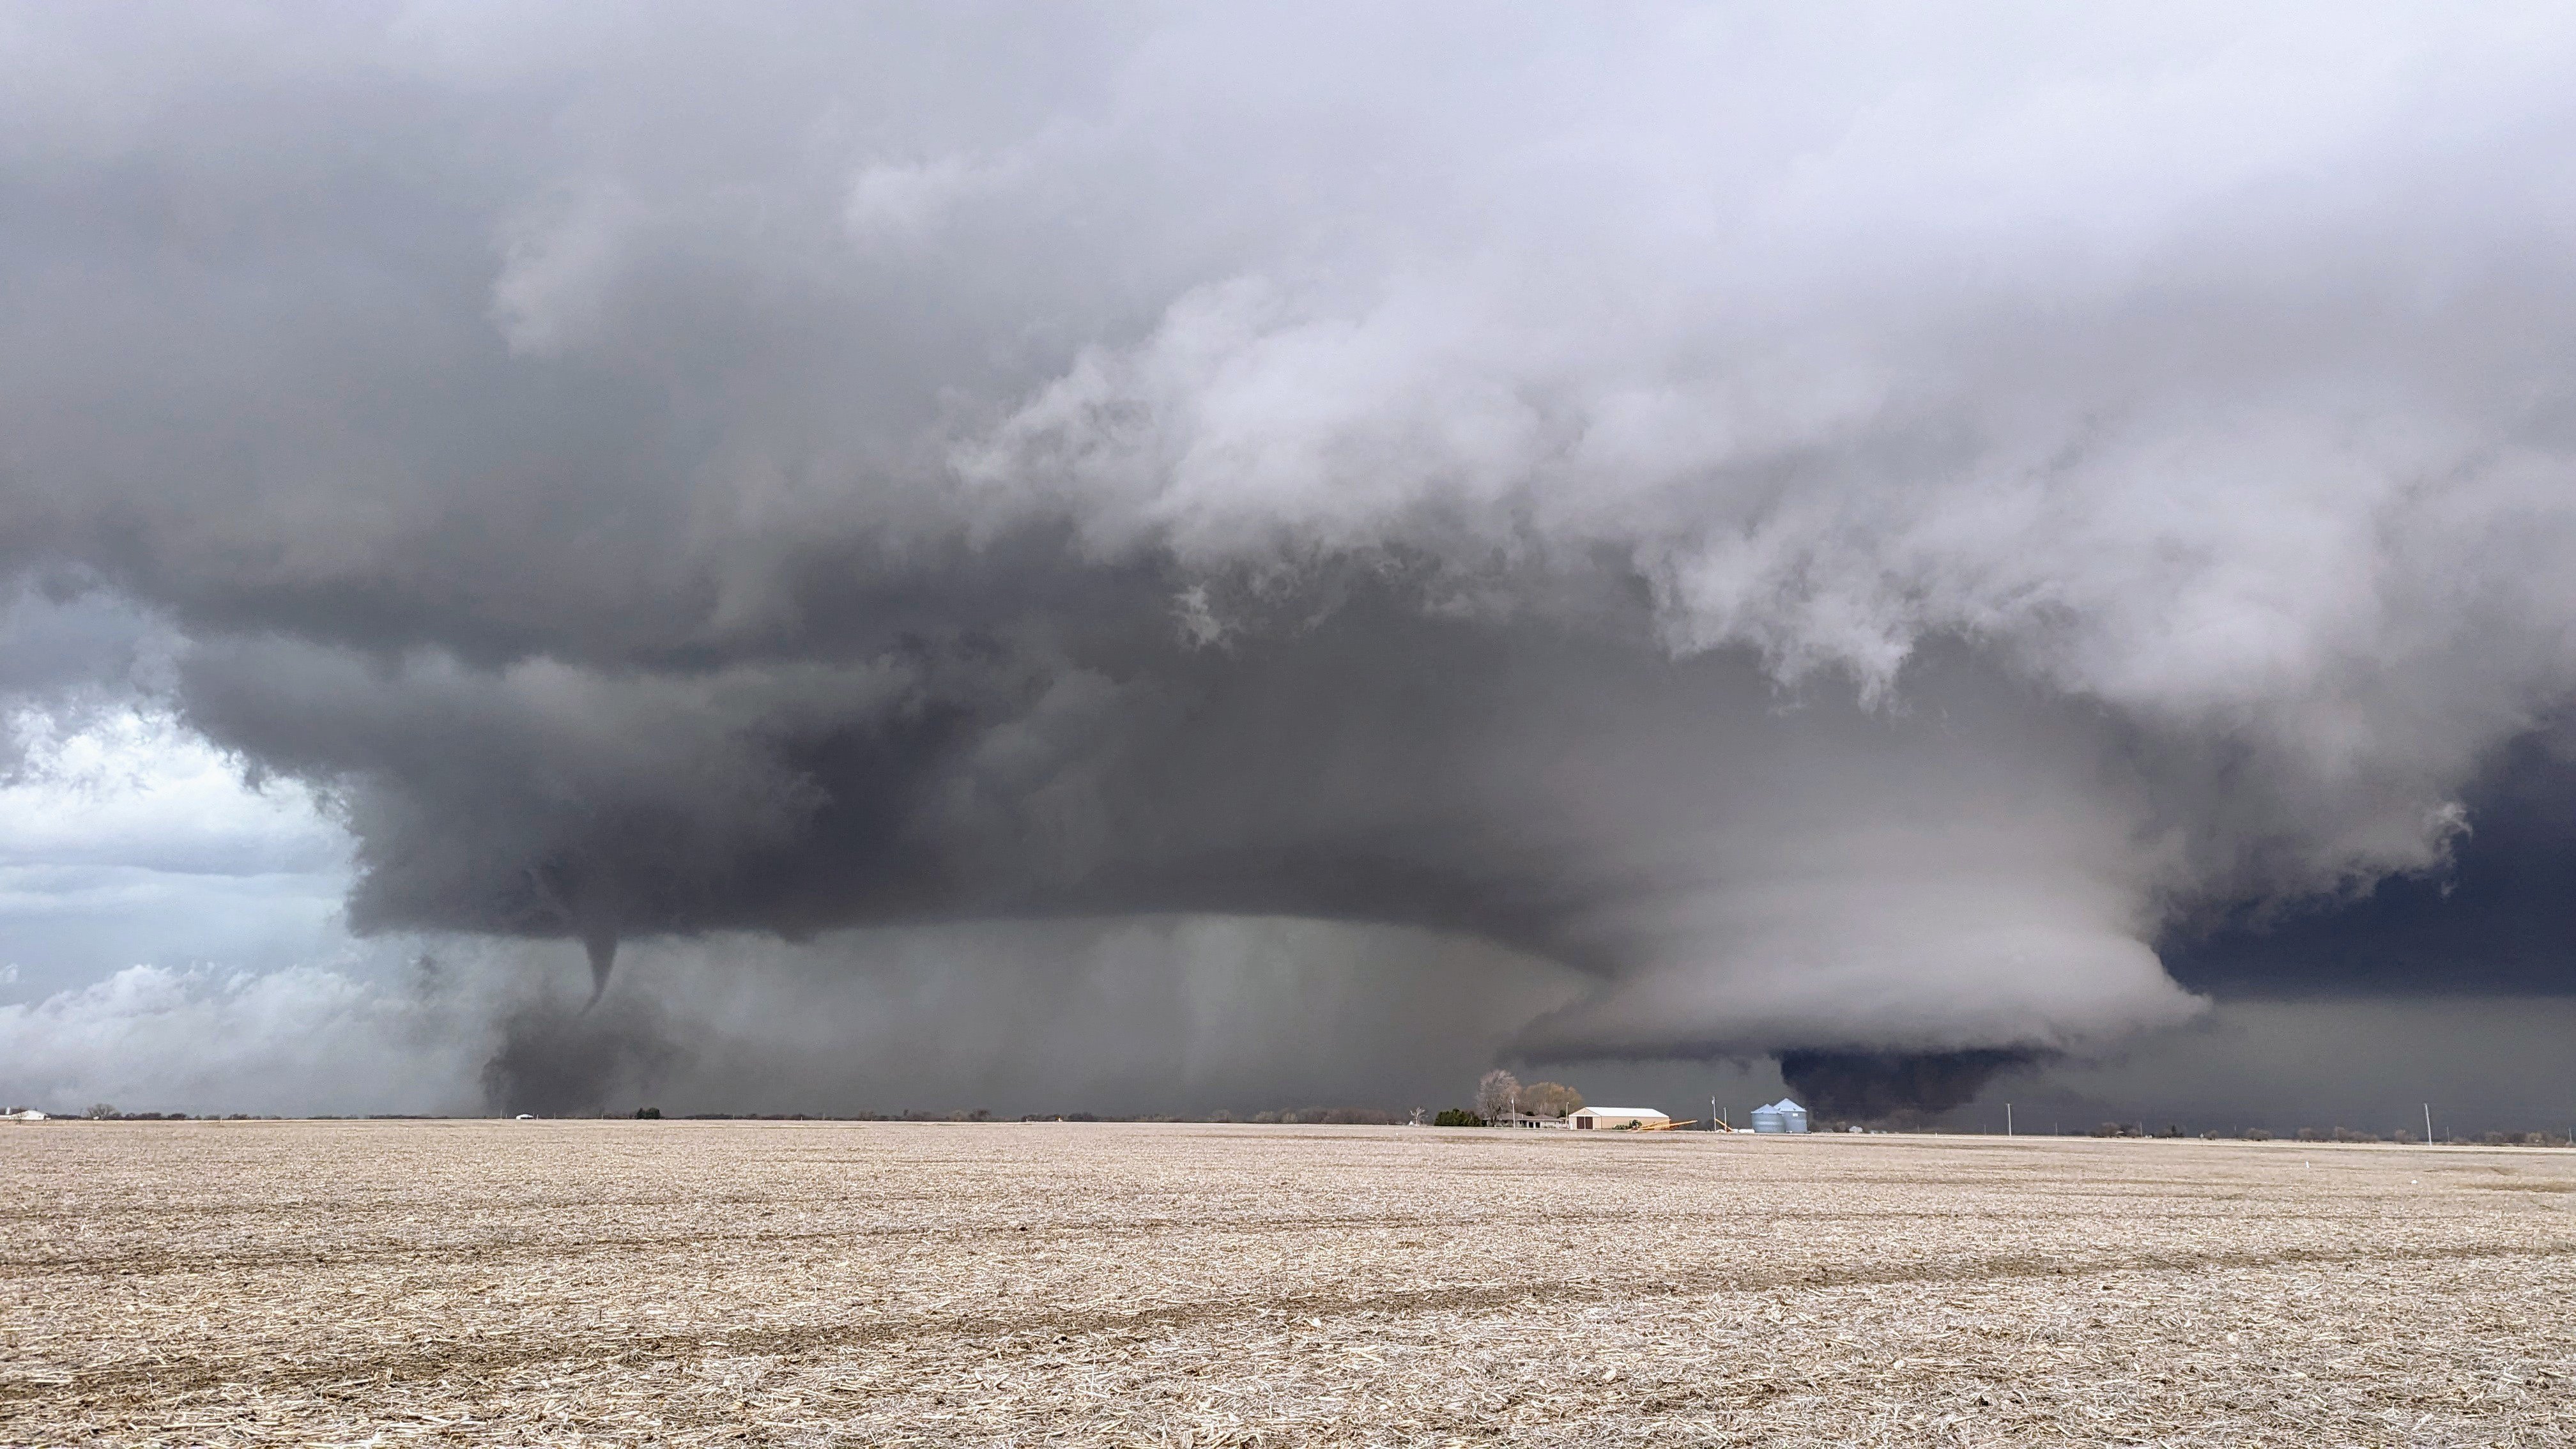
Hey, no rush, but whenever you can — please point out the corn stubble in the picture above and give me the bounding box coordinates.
[6,1120,2572,1445]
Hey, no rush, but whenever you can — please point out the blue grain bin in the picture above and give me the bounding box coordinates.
[1752,1098,1810,1134]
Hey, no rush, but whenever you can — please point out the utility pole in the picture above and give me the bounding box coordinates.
[2005,1103,2013,1137]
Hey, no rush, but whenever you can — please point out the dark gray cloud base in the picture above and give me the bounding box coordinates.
[8,4,2576,1099]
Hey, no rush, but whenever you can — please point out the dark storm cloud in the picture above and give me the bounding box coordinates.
[10,3,2576,1103]
[1777,1048,2046,1125]
[2166,729,2576,999]
[0,586,171,774]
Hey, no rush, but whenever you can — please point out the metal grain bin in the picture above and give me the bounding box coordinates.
[1752,1102,1785,1133]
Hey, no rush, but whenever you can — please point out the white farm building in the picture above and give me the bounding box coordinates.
[1569,1107,1669,1130]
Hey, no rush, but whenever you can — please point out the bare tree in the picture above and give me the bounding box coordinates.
[1475,1070,1522,1124]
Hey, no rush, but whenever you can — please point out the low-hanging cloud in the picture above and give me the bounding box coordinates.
[0,962,475,1117]
[8,4,2576,1100]
[0,922,1592,1119]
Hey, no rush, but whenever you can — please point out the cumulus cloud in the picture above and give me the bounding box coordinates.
[6,4,2576,1104]
[0,962,471,1116]
[0,702,351,998]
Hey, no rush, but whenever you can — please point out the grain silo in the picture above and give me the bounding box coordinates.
[1752,1098,1810,1134]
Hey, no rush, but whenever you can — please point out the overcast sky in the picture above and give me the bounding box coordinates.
[5,3,2575,1128]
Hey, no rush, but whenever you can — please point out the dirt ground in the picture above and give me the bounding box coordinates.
[5,1119,2573,1446]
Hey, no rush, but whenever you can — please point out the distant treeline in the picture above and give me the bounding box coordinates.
[28,1107,288,1121]
[20,1106,1415,1123]
[638,1106,1405,1124]
[669,1108,997,1121]
[2083,1121,2573,1146]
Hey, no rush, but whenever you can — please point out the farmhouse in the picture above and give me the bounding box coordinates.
[1569,1107,1669,1130]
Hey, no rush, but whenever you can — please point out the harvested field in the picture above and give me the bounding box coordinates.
[6,1121,2574,1446]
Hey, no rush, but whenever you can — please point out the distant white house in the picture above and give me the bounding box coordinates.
[1569,1107,1669,1130]
[3,1110,47,1122]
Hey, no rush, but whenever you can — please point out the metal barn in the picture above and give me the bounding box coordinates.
[1568,1107,1671,1130]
